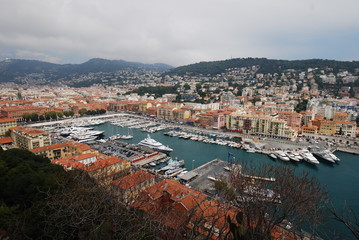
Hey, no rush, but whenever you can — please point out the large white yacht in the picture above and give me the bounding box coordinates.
[300,150,320,165]
[138,134,173,153]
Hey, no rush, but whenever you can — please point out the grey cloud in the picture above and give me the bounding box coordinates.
[0,0,358,66]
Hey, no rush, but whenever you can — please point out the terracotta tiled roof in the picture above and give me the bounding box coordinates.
[0,118,16,123]
[10,126,47,136]
[0,137,12,144]
[112,170,155,190]
[30,142,71,153]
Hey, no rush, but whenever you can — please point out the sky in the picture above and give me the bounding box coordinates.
[0,0,358,67]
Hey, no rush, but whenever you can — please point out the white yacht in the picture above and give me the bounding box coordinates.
[286,152,300,162]
[275,151,290,161]
[300,150,320,165]
[138,134,173,153]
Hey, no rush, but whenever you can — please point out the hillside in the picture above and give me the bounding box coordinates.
[0,58,173,82]
[165,58,359,76]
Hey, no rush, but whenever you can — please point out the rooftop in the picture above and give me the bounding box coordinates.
[112,170,155,190]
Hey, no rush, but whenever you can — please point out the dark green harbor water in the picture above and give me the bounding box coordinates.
[93,122,358,239]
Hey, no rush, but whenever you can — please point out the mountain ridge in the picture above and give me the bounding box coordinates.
[165,57,359,76]
[0,58,174,82]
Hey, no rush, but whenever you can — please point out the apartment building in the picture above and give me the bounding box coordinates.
[54,154,131,184]
[318,120,357,137]
[10,126,51,150]
[111,170,155,204]
[277,111,302,129]
[0,118,17,136]
[1,106,52,121]
[226,113,297,139]
[30,141,95,160]
[157,106,176,120]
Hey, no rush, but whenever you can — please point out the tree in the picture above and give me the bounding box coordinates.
[183,83,191,90]
[78,108,88,116]
[295,99,308,113]
[22,113,31,122]
[330,204,359,239]
[0,148,158,239]
[63,111,75,117]
[222,163,329,239]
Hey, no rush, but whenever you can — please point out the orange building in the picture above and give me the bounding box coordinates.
[53,154,131,184]
[111,170,155,204]
[277,111,302,129]
[1,106,54,121]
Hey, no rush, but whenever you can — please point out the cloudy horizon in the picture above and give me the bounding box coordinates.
[1,0,358,67]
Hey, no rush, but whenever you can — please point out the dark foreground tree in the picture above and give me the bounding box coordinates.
[330,203,359,239]
[15,171,158,240]
[216,163,329,239]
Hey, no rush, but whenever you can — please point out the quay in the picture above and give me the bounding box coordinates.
[242,174,276,182]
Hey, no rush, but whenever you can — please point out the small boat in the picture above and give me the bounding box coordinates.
[269,153,277,160]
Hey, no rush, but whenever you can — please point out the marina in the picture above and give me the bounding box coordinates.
[88,121,358,239]
[32,114,358,238]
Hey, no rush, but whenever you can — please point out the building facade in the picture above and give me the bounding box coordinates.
[0,118,17,136]
[10,126,51,150]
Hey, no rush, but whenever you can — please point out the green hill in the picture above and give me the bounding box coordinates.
[0,58,173,82]
[165,58,359,76]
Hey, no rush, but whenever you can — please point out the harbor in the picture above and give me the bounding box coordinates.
[87,120,358,239]
[32,115,359,238]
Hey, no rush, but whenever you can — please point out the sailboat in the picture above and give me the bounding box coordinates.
[121,128,133,139]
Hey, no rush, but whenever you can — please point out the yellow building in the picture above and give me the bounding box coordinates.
[30,141,95,160]
[0,118,17,136]
[302,122,318,135]
[157,106,176,120]
[172,109,191,122]
[226,113,297,139]
[10,126,51,150]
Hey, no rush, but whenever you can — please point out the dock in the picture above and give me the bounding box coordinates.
[242,174,276,182]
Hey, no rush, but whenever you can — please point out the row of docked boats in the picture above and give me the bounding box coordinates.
[164,130,242,148]
[268,149,340,165]
[157,158,186,176]
[55,126,104,143]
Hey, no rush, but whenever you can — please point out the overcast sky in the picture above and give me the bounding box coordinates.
[0,0,358,66]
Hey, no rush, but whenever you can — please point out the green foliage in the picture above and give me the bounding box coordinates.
[78,108,88,116]
[128,85,179,98]
[0,148,67,236]
[0,149,66,209]
[183,83,191,90]
[294,99,308,113]
[0,149,160,239]
[86,109,106,115]
[63,110,75,117]
[166,58,359,76]
[214,180,236,201]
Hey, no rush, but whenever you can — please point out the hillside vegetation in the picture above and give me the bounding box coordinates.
[165,58,359,76]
